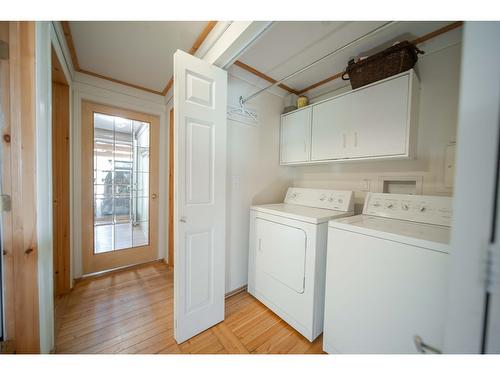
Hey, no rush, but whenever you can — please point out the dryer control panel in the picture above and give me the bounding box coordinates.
[284,187,354,212]
[363,193,453,227]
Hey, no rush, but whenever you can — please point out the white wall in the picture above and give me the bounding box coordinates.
[225,73,293,292]
[290,32,462,211]
[35,21,54,354]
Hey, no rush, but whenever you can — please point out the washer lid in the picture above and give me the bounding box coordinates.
[329,215,451,253]
[251,203,354,224]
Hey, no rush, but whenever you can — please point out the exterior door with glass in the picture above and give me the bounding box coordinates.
[81,101,159,274]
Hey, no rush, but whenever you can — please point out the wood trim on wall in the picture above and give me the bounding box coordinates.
[295,21,464,95]
[1,21,41,353]
[233,60,300,95]
[77,67,164,95]
[60,21,80,71]
[60,21,462,99]
[0,20,16,350]
[52,49,71,296]
[162,78,173,96]
[189,21,218,55]
[410,21,463,45]
[161,21,217,96]
[61,21,218,97]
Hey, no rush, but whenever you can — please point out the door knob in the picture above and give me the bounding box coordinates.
[180,216,187,223]
[151,193,157,199]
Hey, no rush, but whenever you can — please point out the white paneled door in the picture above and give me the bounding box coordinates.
[173,50,227,343]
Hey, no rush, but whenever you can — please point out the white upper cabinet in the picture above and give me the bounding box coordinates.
[280,70,419,165]
[348,74,411,158]
[280,106,312,164]
[311,92,353,161]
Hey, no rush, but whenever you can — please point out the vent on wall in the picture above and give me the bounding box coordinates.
[379,176,423,195]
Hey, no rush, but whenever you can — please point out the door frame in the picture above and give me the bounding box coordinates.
[0,21,40,353]
[168,108,174,267]
[51,46,71,296]
[80,100,160,275]
[444,22,500,353]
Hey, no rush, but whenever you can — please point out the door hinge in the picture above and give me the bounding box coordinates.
[0,195,11,212]
[486,242,500,293]
[0,40,8,60]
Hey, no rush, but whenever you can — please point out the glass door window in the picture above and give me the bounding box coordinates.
[93,113,151,253]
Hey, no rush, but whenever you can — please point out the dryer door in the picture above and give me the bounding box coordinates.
[255,218,306,293]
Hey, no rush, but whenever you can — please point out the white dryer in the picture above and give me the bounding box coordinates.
[248,187,354,341]
[323,193,453,354]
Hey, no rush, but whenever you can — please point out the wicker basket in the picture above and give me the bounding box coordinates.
[342,41,424,89]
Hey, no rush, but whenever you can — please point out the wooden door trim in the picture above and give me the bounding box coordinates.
[81,101,160,274]
[51,58,71,296]
[168,109,174,266]
[0,21,40,353]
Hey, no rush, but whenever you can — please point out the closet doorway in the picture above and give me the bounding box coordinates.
[81,101,160,274]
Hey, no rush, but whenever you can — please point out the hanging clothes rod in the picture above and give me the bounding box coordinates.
[241,21,398,104]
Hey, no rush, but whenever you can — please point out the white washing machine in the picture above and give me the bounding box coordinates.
[248,187,354,341]
[323,192,453,354]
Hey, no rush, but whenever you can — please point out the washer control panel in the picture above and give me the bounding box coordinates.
[363,193,453,227]
[284,187,354,212]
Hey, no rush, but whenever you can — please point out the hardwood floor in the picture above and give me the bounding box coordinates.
[54,261,324,354]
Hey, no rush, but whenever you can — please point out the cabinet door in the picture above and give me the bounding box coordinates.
[311,93,352,160]
[349,74,410,158]
[280,107,312,164]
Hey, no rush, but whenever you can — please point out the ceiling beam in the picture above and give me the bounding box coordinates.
[162,21,218,96]
[296,21,464,95]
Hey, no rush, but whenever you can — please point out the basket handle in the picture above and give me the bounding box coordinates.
[414,45,425,55]
[341,71,349,81]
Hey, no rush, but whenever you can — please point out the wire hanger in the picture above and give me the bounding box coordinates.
[227,96,258,124]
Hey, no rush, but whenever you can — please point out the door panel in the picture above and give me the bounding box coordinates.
[256,218,306,293]
[280,108,311,163]
[349,75,409,158]
[174,50,227,343]
[311,94,352,160]
[186,119,213,204]
[81,101,159,274]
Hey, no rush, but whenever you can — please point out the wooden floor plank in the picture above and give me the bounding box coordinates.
[54,262,324,354]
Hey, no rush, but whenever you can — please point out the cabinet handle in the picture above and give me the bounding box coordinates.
[354,132,358,147]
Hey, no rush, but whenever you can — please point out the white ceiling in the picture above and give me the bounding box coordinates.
[69,21,208,93]
[68,21,461,98]
[238,21,458,96]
